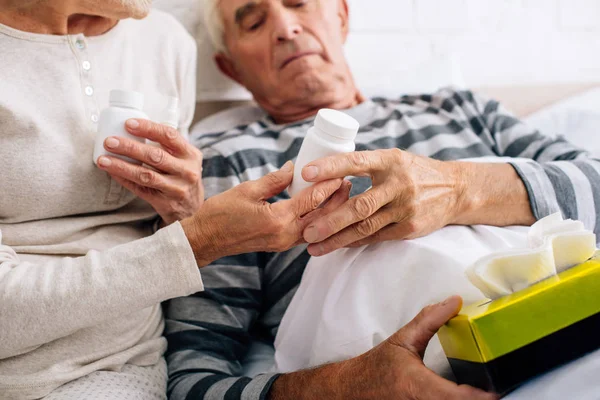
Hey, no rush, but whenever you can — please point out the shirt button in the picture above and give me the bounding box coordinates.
[91,114,98,123]
[75,39,85,49]
[85,86,94,96]
[82,61,91,71]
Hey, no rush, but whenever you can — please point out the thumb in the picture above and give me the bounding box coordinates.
[391,295,463,358]
[248,161,294,200]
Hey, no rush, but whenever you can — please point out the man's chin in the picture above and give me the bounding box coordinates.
[288,68,344,97]
[279,64,330,91]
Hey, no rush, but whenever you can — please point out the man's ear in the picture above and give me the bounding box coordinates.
[339,0,350,42]
[215,53,243,85]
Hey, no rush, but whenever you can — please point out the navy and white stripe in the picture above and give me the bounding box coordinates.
[165,88,600,400]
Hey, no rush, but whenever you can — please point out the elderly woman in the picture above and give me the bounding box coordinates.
[0,1,347,399]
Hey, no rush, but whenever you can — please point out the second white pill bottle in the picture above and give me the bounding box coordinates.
[288,108,359,197]
[93,89,148,165]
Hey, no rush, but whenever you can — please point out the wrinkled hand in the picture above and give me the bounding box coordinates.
[300,149,466,256]
[181,161,350,267]
[336,296,498,400]
[96,119,204,225]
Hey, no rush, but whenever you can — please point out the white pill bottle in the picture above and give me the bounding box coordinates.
[147,96,180,149]
[93,89,149,165]
[159,96,180,130]
[288,109,359,197]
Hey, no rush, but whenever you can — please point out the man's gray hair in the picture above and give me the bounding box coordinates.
[203,0,226,52]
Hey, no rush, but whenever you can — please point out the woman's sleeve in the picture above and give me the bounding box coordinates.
[0,222,203,359]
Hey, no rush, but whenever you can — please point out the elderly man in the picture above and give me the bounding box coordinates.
[0,1,348,399]
[165,0,600,399]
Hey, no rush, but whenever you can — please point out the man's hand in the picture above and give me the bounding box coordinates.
[300,149,535,256]
[96,119,204,225]
[300,149,466,256]
[269,296,498,400]
[180,161,349,267]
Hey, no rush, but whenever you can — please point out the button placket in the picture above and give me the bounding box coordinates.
[71,35,124,203]
[71,35,99,126]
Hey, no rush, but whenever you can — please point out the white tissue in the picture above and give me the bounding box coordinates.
[466,213,596,299]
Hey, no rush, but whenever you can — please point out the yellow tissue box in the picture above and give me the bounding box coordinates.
[438,258,600,395]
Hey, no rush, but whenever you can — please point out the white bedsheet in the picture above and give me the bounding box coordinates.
[274,225,529,378]
[273,225,600,398]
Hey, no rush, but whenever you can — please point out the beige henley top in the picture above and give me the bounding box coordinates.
[0,10,203,399]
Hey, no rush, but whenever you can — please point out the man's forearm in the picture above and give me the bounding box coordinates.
[452,162,536,227]
[268,363,345,400]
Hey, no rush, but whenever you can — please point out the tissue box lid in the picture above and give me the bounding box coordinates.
[439,258,600,362]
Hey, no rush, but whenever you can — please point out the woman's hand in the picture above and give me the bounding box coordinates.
[96,119,204,225]
[180,161,349,267]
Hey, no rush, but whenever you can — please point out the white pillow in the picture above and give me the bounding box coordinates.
[523,88,600,156]
[152,0,202,37]
[194,16,254,101]
[152,0,253,102]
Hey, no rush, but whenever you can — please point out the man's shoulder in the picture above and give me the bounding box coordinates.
[390,87,482,109]
[369,87,490,121]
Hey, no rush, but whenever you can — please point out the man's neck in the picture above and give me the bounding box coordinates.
[264,91,366,125]
[0,1,117,36]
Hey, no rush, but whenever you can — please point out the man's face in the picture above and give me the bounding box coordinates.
[217,0,353,113]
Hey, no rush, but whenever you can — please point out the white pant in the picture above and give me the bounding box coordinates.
[43,359,166,400]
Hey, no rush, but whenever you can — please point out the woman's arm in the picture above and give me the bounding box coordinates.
[0,222,202,359]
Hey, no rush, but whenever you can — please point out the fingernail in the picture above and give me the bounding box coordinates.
[126,119,140,130]
[304,225,319,243]
[303,165,318,180]
[280,161,293,172]
[97,156,111,167]
[440,296,453,306]
[105,137,119,148]
[311,243,325,256]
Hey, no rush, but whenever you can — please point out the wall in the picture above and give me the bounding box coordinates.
[346,0,600,87]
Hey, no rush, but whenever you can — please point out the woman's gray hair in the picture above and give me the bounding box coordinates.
[203,0,226,52]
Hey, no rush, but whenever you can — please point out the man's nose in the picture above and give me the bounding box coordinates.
[272,10,302,43]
